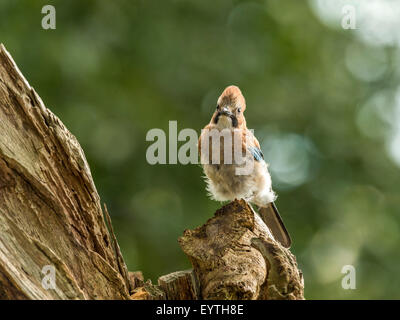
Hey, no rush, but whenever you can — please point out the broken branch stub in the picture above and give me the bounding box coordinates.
[178,199,304,300]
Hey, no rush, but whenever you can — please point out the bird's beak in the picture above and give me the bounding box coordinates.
[219,107,231,116]
[214,106,238,127]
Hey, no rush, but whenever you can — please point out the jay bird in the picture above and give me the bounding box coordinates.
[198,85,291,248]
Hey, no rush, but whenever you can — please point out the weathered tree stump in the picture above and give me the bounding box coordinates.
[178,200,304,300]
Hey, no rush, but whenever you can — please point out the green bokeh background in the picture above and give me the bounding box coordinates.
[1,0,400,299]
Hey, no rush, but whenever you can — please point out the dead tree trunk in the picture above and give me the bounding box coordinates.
[0,44,304,300]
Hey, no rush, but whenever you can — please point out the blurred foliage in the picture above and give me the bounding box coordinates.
[1,0,400,299]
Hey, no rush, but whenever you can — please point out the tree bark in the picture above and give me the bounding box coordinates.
[0,44,304,300]
[178,200,304,300]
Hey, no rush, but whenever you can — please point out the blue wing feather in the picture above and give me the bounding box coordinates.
[248,146,264,161]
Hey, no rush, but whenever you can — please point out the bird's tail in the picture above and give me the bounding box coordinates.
[258,203,291,248]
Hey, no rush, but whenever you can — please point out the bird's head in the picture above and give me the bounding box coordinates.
[211,85,246,129]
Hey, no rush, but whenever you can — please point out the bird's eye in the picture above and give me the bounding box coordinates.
[216,104,220,110]
[237,108,241,113]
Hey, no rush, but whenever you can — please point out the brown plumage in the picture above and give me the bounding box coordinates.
[198,85,291,248]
